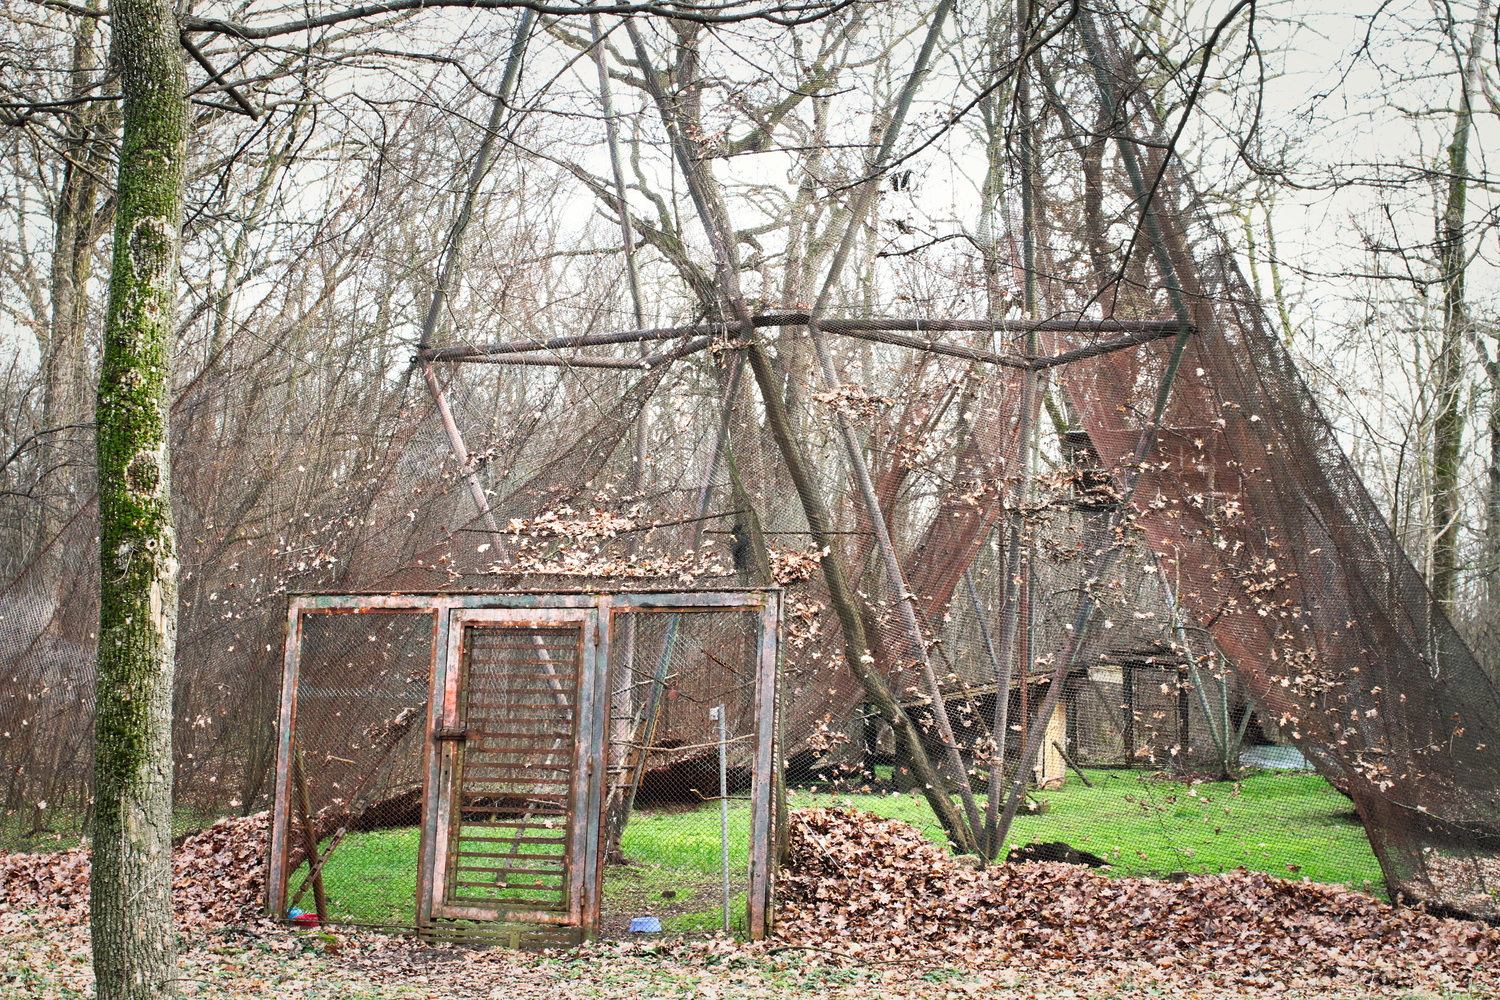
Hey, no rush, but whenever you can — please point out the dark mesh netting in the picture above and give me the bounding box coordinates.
[599,609,764,938]
[2,0,1497,929]
[276,610,434,926]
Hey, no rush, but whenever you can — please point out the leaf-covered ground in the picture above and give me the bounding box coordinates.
[2,807,1497,998]
[776,807,1500,996]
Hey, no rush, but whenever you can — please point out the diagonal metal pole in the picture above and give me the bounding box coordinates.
[591,15,647,333]
[622,15,974,850]
[990,2,1198,857]
[421,364,510,557]
[985,0,1044,860]
[592,10,650,823]
[417,11,536,562]
[802,0,985,848]
[407,16,583,888]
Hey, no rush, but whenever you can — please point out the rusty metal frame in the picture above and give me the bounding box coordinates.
[749,595,781,937]
[265,601,441,920]
[270,588,781,944]
[428,606,600,929]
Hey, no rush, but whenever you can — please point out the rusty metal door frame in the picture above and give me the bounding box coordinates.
[270,589,780,943]
[425,606,607,937]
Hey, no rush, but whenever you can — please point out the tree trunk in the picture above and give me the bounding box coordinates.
[1430,0,1492,611]
[38,2,112,551]
[742,340,974,850]
[624,17,975,852]
[91,0,187,997]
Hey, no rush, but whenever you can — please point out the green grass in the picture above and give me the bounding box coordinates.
[287,803,758,933]
[288,826,421,926]
[282,768,1385,930]
[619,804,753,873]
[789,767,1385,894]
[605,804,754,936]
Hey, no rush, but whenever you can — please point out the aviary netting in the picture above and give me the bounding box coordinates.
[2,1,1497,921]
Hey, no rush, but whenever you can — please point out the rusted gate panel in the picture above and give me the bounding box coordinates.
[427,607,603,947]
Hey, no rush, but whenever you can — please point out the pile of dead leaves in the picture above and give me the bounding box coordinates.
[0,841,88,923]
[0,812,269,930]
[170,813,273,928]
[8,804,1500,997]
[776,806,1500,992]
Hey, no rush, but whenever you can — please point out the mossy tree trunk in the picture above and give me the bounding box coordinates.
[91,0,187,997]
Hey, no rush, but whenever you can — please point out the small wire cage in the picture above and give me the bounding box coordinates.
[265,590,780,947]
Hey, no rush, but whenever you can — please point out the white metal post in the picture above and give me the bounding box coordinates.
[710,704,730,933]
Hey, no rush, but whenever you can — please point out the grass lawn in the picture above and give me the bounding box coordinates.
[789,767,1383,894]
[293,826,422,927]
[600,804,754,937]
[291,801,760,933]
[283,767,1384,930]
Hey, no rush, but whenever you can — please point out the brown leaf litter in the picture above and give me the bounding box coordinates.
[0,812,271,930]
[3,805,1499,998]
[776,806,1500,993]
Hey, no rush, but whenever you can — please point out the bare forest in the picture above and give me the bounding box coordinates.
[4,0,1500,997]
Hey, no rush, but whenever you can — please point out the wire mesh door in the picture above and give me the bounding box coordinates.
[424,608,605,947]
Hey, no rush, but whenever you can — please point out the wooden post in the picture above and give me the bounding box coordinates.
[1037,695,1067,786]
[1052,741,1093,787]
[290,749,329,924]
[287,827,345,914]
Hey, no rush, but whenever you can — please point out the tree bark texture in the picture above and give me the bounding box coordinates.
[1430,0,1492,610]
[38,3,112,551]
[91,0,187,996]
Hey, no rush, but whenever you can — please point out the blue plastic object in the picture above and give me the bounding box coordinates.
[628,916,662,933]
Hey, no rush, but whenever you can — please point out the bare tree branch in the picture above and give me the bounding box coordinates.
[179,0,860,39]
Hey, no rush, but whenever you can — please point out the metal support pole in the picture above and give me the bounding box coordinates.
[711,703,731,934]
[413,11,533,563]
[989,2,1202,862]
[800,0,984,852]
[421,362,509,559]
